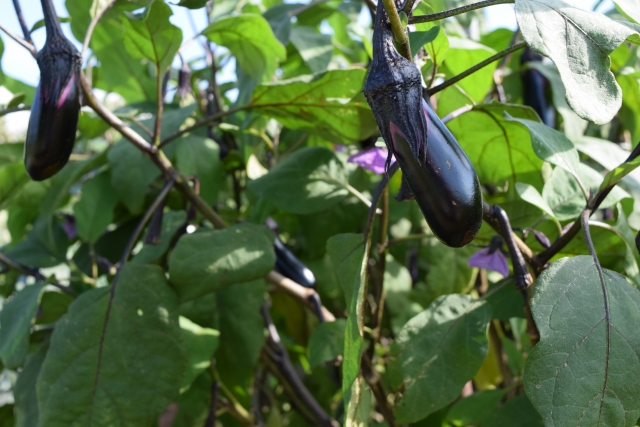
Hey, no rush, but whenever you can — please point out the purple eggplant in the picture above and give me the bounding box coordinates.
[24,0,81,181]
[274,238,316,289]
[362,0,481,247]
[520,48,555,127]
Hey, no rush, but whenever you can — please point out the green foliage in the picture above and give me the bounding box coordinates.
[2,0,640,425]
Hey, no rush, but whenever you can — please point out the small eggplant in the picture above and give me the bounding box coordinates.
[24,0,81,181]
[520,48,555,127]
[363,0,481,247]
[274,238,316,289]
[390,100,482,247]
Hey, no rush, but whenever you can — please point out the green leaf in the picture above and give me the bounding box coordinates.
[326,233,364,308]
[447,104,544,190]
[6,92,25,108]
[617,70,640,145]
[388,294,491,423]
[37,264,186,427]
[36,291,74,325]
[29,17,70,34]
[15,342,48,427]
[0,143,23,166]
[480,395,543,427]
[0,283,45,369]
[90,16,157,102]
[248,147,348,214]
[446,389,504,426]
[542,164,630,221]
[250,69,377,142]
[0,162,28,208]
[505,114,582,184]
[107,142,159,214]
[515,182,558,221]
[419,243,476,309]
[307,319,346,368]
[39,154,107,217]
[73,172,118,244]
[524,256,640,427]
[175,136,223,205]
[409,27,440,57]
[263,4,297,45]
[4,216,69,268]
[215,280,266,392]
[132,210,187,265]
[168,224,275,301]
[202,14,286,81]
[176,0,208,9]
[515,0,640,124]
[384,255,423,334]
[444,38,497,102]
[122,1,183,73]
[615,0,640,23]
[342,230,372,425]
[413,3,449,66]
[179,316,219,391]
[290,27,333,73]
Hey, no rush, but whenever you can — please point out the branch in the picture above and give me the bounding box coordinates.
[261,303,337,427]
[428,42,527,96]
[12,0,33,47]
[266,271,335,322]
[82,0,116,57]
[159,105,246,147]
[483,203,533,290]
[0,105,30,117]
[408,0,515,24]
[0,252,73,295]
[0,23,37,57]
[535,141,640,268]
[381,0,412,61]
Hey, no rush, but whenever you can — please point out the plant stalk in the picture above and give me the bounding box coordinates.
[409,0,515,24]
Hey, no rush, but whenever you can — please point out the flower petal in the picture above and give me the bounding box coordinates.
[468,247,510,277]
[347,147,394,175]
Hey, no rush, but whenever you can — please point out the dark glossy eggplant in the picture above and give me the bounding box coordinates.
[274,238,316,289]
[24,0,81,181]
[362,0,481,247]
[390,100,482,247]
[520,48,555,127]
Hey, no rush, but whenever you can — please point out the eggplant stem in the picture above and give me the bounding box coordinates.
[381,0,413,61]
[409,0,515,24]
[0,23,37,57]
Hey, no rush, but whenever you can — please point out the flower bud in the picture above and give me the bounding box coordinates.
[24,0,81,181]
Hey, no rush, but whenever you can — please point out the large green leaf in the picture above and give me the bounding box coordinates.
[0,162,28,209]
[168,224,275,301]
[107,142,159,214]
[290,27,333,73]
[0,283,45,369]
[524,256,640,427]
[73,172,118,244]
[122,1,182,73]
[3,216,69,268]
[214,280,266,394]
[444,38,497,102]
[384,255,423,334]
[542,164,630,221]
[175,136,223,206]
[250,69,377,142]
[14,342,48,427]
[202,14,286,81]
[446,389,504,426]
[179,316,219,391]
[388,294,491,423]
[480,395,543,427]
[505,115,582,184]
[307,319,346,368]
[446,104,543,190]
[248,147,348,214]
[326,233,364,308]
[515,0,640,124]
[37,264,186,427]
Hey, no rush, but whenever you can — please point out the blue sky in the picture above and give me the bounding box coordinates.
[0,0,615,87]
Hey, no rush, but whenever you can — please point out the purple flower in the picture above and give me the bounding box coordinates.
[468,247,509,277]
[347,147,395,175]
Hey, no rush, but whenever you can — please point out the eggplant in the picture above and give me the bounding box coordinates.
[390,101,482,247]
[520,48,555,127]
[24,0,81,181]
[274,238,316,289]
[363,0,481,247]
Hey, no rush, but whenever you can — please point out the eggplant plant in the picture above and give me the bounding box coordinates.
[0,0,639,426]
